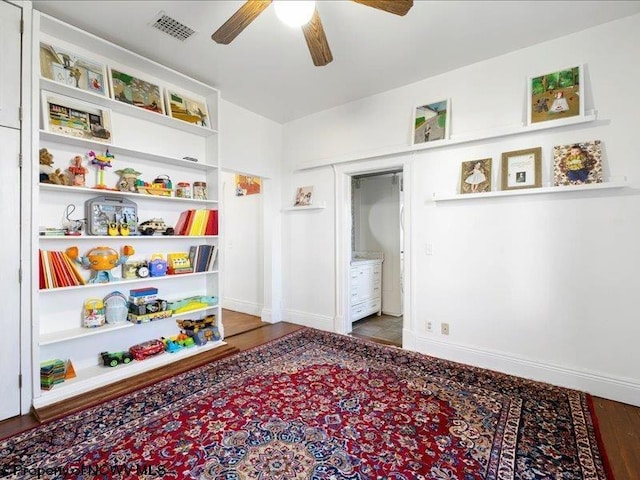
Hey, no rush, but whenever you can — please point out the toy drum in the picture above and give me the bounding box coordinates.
[176,182,191,198]
[193,181,207,200]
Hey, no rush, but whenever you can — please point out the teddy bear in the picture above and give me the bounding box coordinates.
[40,148,71,185]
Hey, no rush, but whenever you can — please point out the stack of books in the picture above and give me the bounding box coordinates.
[39,249,87,289]
[189,244,218,272]
[40,359,66,390]
[174,209,218,236]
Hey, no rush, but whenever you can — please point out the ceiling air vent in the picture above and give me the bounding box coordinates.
[151,12,196,41]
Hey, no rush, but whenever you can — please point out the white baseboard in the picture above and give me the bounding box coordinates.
[222,297,262,317]
[410,333,640,407]
[284,309,334,332]
[260,307,282,324]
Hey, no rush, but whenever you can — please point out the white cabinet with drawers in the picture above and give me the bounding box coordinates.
[350,258,383,322]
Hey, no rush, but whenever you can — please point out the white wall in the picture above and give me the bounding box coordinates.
[353,174,402,316]
[221,170,264,316]
[282,14,640,405]
[220,99,284,322]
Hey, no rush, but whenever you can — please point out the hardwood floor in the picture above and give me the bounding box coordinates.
[0,319,638,479]
[223,308,269,337]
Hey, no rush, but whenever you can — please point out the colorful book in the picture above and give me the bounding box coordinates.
[205,209,219,236]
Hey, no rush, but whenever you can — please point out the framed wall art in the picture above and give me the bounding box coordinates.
[41,91,112,143]
[235,174,261,196]
[501,147,542,190]
[294,186,314,206]
[460,158,492,194]
[553,140,602,186]
[108,67,164,114]
[40,42,108,97]
[412,99,450,145]
[165,89,210,128]
[528,65,584,125]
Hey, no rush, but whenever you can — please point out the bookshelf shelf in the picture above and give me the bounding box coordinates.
[39,235,219,241]
[39,304,219,345]
[39,270,219,293]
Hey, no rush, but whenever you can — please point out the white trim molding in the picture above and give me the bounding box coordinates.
[222,297,263,317]
[411,334,640,407]
[285,309,334,332]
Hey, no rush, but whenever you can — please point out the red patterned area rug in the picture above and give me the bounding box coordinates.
[1,329,612,479]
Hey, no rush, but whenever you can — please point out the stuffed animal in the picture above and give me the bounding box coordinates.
[39,148,71,185]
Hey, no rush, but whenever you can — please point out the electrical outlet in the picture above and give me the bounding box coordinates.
[425,320,432,333]
[441,323,450,335]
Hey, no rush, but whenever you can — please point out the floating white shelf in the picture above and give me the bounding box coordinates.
[282,202,327,212]
[41,78,217,137]
[39,304,219,346]
[39,270,219,293]
[296,112,598,171]
[432,180,628,202]
[40,183,218,205]
[34,340,227,407]
[39,235,218,241]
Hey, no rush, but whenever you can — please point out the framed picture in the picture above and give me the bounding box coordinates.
[165,89,210,128]
[412,99,450,145]
[553,140,602,186]
[235,174,261,196]
[294,186,314,206]
[108,67,164,114]
[460,158,492,194]
[41,91,112,143]
[528,65,584,125]
[39,42,108,97]
[501,147,542,190]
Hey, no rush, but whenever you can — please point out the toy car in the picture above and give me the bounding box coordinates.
[138,218,174,236]
[101,351,134,367]
[129,339,165,360]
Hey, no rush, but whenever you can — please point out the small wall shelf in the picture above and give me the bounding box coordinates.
[40,183,218,205]
[40,131,217,171]
[282,202,327,212]
[432,179,628,202]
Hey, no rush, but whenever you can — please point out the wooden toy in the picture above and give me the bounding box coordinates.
[88,149,114,189]
[67,155,87,186]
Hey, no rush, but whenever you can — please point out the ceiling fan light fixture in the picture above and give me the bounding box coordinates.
[274,1,316,27]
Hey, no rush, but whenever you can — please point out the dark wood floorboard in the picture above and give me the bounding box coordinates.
[223,308,269,338]
[1,316,638,480]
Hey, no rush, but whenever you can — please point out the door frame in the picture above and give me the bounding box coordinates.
[333,155,414,348]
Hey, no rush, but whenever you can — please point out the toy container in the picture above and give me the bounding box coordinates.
[149,254,168,277]
[176,182,191,198]
[83,298,106,328]
[103,291,128,324]
[193,181,207,200]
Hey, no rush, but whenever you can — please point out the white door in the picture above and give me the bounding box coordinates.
[0,0,23,420]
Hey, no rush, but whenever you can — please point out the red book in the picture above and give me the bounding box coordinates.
[52,251,74,287]
[174,210,190,236]
[205,209,218,236]
[182,210,196,236]
[38,250,46,289]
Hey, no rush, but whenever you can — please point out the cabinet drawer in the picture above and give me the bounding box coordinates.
[351,303,367,320]
[368,299,381,312]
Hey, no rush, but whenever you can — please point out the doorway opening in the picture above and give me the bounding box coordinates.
[221,171,268,337]
[349,169,404,346]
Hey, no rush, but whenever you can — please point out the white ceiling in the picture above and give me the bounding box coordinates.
[32,1,640,123]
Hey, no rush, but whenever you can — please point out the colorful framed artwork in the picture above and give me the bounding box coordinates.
[528,65,584,125]
[39,42,108,97]
[501,147,542,190]
[460,158,492,194]
[41,91,112,143]
[412,99,450,145]
[108,67,164,114]
[553,140,602,186]
[235,174,261,196]
[165,89,210,128]
[294,186,314,206]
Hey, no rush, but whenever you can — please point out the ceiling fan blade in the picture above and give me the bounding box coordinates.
[211,0,272,44]
[352,0,413,16]
[302,9,333,67]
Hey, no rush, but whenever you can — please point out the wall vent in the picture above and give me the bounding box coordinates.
[151,12,196,41]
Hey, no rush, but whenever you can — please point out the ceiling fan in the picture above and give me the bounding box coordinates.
[211,0,413,66]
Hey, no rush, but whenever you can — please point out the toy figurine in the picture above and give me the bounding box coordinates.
[88,150,114,190]
[40,148,71,185]
[115,167,142,193]
[67,155,87,186]
[66,245,134,283]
